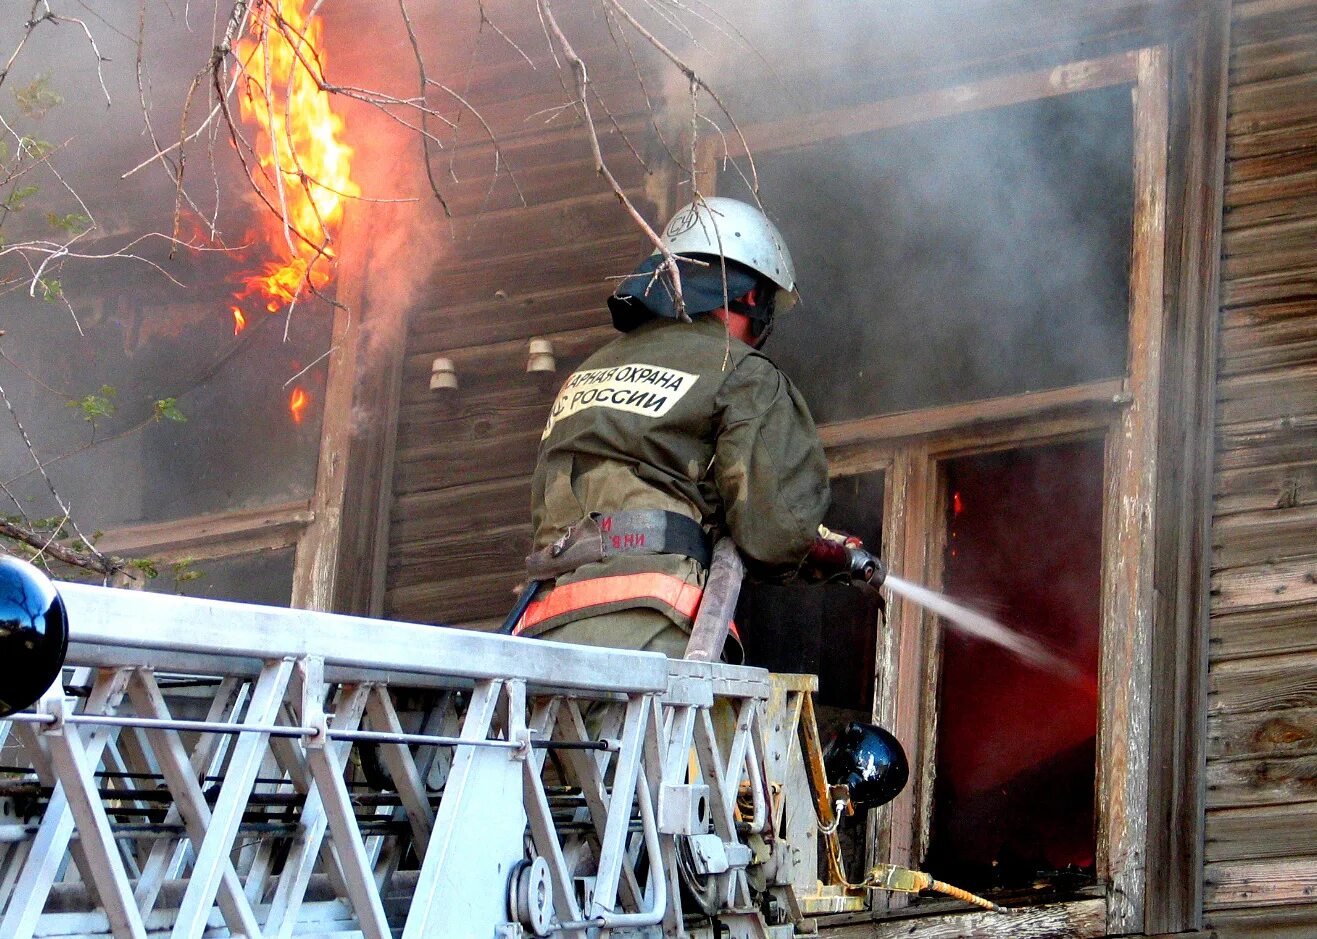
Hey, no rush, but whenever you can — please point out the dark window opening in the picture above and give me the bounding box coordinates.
[924,440,1103,898]
[718,84,1134,423]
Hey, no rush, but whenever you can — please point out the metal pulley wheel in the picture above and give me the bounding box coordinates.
[508,856,553,937]
[675,835,720,917]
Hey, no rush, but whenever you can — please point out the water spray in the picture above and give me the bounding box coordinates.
[883,574,1087,687]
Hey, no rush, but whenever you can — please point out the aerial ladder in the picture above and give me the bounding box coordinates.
[0,550,996,938]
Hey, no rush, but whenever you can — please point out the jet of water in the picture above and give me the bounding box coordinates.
[884,574,1087,686]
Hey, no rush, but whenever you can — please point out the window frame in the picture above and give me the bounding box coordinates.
[703,43,1198,936]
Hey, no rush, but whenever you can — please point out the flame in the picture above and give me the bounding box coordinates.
[232,306,248,335]
[952,491,965,517]
[234,0,359,313]
[289,387,309,423]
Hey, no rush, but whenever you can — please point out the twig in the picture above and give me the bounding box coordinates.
[0,516,123,577]
[539,0,689,319]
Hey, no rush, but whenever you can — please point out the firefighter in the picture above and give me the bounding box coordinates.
[513,197,882,660]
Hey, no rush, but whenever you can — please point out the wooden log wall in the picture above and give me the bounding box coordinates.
[1204,2,1317,935]
[382,26,666,627]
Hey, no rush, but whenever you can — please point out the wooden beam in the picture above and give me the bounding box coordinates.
[818,379,1127,451]
[93,501,312,563]
[1097,43,1170,937]
[1140,4,1231,933]
[291,280,357,611]
[727,50,1139,158]
[869,445,936,912]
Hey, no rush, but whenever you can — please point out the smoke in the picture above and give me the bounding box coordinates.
[671,1,1138,424]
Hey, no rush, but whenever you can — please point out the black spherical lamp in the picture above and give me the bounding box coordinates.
[824,722,910,812]
[0,555,68,718]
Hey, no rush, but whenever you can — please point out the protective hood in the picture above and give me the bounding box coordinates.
[607,253,759,333]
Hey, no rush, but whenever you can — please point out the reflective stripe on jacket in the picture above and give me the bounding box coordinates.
[513,572,740,642]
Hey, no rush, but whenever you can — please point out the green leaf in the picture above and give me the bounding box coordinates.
[170,558,202,585]
[128,558,159,579]
[14,75,61,119]
[18,137,53,159]
[4,185,39,211]
[46,212,91,235]
[37,278,61,302]
[152,397,186,423]
[67,385,116,423]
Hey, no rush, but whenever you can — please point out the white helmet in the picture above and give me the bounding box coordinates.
[659,197,798,312]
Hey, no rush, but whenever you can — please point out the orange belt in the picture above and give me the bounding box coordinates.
[514,572,739,641]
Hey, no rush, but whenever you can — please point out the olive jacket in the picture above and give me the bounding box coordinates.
[526,314,830,637]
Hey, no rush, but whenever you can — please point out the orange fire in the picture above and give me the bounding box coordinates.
[235,0,359,313]
[232,306,247,335]
[289,387,309,423]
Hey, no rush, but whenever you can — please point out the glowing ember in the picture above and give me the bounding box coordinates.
[232,306,248,335]
[289,387,309,423]
[952,491,965,516]
[234,0,359,313]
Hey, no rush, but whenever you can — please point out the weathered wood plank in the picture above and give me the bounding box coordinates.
[1220,335,1317,378]
[1224,193,1317,232]
[1215,363,1317,427]
[1224,244,1317,280]
[1215,457,1317,514]
[1226,147,1317,190]
[1205,801,1317,862]
[385,568,522,624]
[1223,215,1317,265]
[1211,557,1317,614]
[1222,298,1317,328]
[1232,0,1317,40]
[1207,752,1317,807]
[1205,858,1317,909]
[1226,168,1317,209]
[1219,315,1317,377]
[1210,649,1317,715]
[1216,415,1317,471]
[1211,503,1317,568]
[443,192,652,262]
[1209,705,1317,762]
[1210,604,1317,660]
[387,523,532,588]
[1220,265,1317,307]
[394,428,541,495]
[1208,901,1317,938]
[1230,34,1317,86]
[1228,121,1317,161]
[414,231,650,311]
[1227,72,1317,135]
[409,282,612,351]
[390,477,530,542]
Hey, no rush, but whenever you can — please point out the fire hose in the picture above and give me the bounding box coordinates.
[864,863,1010,913]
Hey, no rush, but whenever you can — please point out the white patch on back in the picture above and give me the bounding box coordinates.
[542,363,698,439]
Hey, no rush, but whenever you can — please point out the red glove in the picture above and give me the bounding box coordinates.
[803,528,886,586]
